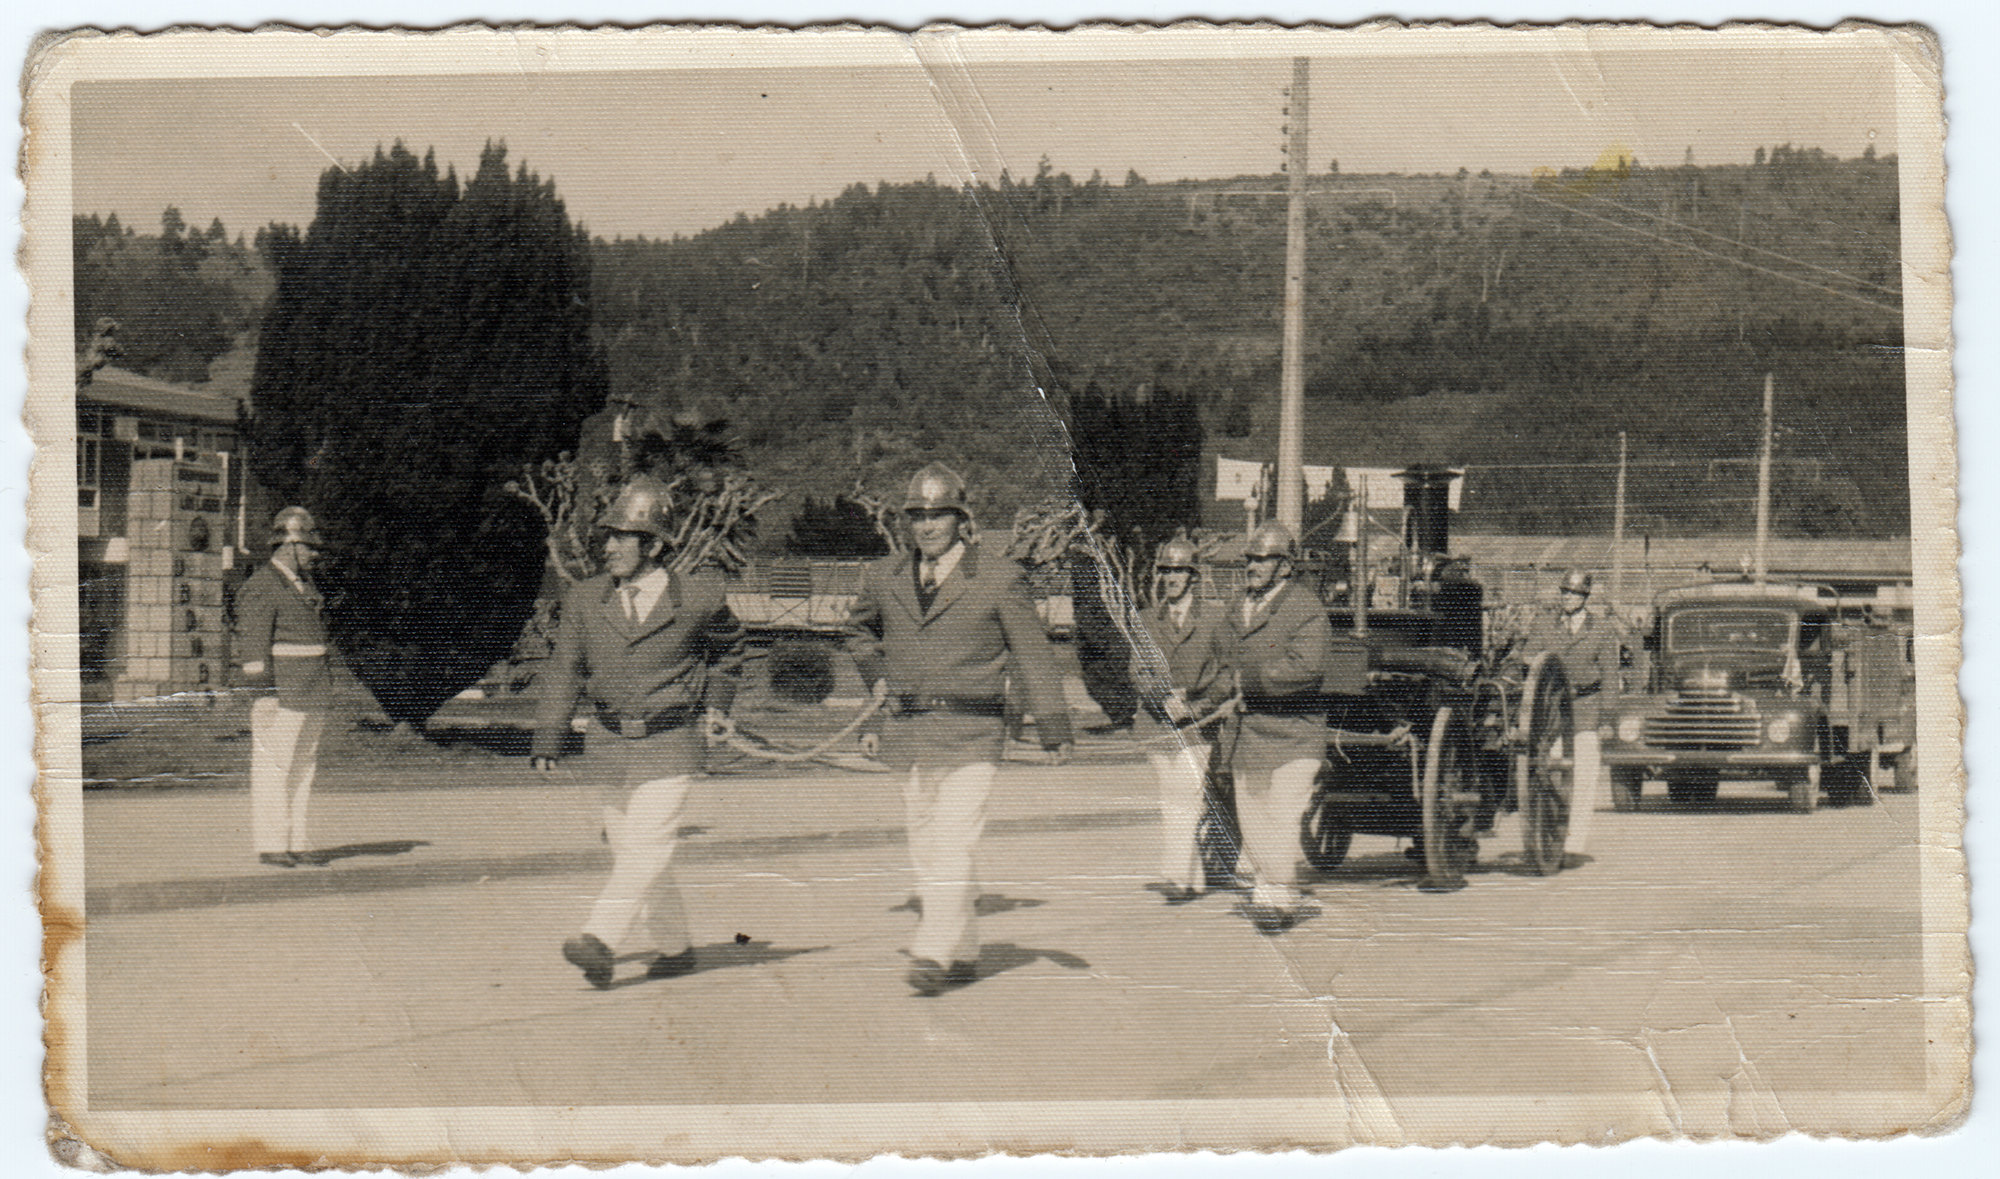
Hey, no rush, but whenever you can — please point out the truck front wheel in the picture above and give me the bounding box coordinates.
[1609,768,1643,812]
[1786,765,1820,813]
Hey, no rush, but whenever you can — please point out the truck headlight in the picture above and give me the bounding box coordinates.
[1766,715,1795,744]
[1616,715,1644,743]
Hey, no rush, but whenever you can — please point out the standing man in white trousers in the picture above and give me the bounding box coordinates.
[531,475,745,990]
[1130,535,1232,903]
[234,506,335,868]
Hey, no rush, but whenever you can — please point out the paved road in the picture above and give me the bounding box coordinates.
[79,736,1932,1142]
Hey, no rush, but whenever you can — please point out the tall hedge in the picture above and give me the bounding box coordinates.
[248,141,606,726]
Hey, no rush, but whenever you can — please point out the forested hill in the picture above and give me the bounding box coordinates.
[78,147,1907,542]
[592,149,1906,539]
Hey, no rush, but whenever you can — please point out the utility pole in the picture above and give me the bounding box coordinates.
[1754,373,1773,583]
[1611,431,1628,611]
[1276,56,1310,533]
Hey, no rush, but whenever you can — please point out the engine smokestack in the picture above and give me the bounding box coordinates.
[1397,465,1459,555]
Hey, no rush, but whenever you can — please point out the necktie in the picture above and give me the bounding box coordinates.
[920,559,939,593]
[622,583,640,622]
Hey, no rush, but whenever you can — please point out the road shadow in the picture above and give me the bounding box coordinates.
[1302,845,1597,890]
[905,942,1092,998]
[889,893,1048,916]
[295,840,430,866]
[1619,793,1873,816]
[604,939,829,990]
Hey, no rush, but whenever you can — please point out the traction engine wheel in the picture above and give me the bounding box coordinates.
[1520,655,1575,876]
[1299,768,1354,872]
[1420,706,1479,889]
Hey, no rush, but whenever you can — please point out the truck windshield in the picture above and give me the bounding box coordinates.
[1665,608,1796,653]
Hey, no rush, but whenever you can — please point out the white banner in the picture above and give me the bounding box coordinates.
[1304,464,1336,503]
[1215,456,1267,501]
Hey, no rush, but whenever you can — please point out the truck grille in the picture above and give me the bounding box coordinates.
[1642,689,1761,750]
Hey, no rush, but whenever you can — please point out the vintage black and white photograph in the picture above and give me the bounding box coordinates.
[25,20,1961,1168]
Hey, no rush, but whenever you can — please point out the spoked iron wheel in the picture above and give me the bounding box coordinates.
[1420,707,1479,890]
[1299,769,1354,873]
[1197,771,1242,890]
[1520,655,1576,876]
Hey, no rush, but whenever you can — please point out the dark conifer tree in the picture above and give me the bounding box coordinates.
[248,141,606,727]
[1070,380,1205,553]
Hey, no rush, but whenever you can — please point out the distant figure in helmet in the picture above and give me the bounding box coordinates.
[1214,522,1332,933]
[844,461,1075,995]
[234,506,334,868]
[1131,534,1233,904]
[1518,569,1621,830]
[531,474,746,990]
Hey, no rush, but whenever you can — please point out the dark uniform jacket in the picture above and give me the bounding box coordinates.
[1217,578,1333,772]
[233,561,333,709]
[1132,597,1231,727]
[846,543,1073,750]
[531,568,744,761]
[1520,607,1623,725]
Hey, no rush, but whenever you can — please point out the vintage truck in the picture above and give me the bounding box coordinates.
[1597,581,1915,812]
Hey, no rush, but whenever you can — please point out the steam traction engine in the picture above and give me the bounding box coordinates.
[1208,467,1578,892]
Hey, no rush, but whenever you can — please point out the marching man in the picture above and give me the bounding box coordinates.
[1216,523,1332,934]
[235,506,335,868]
[846,462,1074,996]
[1131,535,1232,904]
[531,474,746,990]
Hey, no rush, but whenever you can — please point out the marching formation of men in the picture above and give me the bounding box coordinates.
[236,460,1619,994]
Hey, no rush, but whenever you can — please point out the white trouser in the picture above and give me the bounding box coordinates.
[1148,741,1211,891]
[904,760,997,965]
[1565,730,1603,855]
[583,774,694,956]
[1236,757,1323,907]
[250,695,326,855]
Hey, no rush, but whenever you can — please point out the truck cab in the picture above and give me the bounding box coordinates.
[1598,582,1860,812]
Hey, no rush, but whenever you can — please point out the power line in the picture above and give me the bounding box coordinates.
[1562,187,1902,297]
[1519,191,1904,316]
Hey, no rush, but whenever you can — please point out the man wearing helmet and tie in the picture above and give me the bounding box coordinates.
[846,462,1075,996]
[235,506,335,868]
[1131,534,1232,904]
[1518,568,1622,823]
[530,474,746,990]
[1216,521,1332,934]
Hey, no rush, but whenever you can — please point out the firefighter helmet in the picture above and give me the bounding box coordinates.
[1559,568,1594,597]
[902,462,971,519]
[1154,536,1200,572]
[1243,522,1297,562]
[269,506,323,549]
[600,474,675,540]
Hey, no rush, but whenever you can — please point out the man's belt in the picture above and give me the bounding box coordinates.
[598,705,699,739]
[894,695,1005,718]
[1240,693,1321,717]
[270,642,327,657]
[1574,683,1603,698]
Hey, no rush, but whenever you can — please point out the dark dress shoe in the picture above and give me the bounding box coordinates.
[906,957,978,996]
[258,851,299,868]
[563,933,617,990]
[647,947,698,979]
[1161,885,1202,906]
[1245,900,1320,936]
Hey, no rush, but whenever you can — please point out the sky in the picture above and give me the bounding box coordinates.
[68,30,1901,243]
